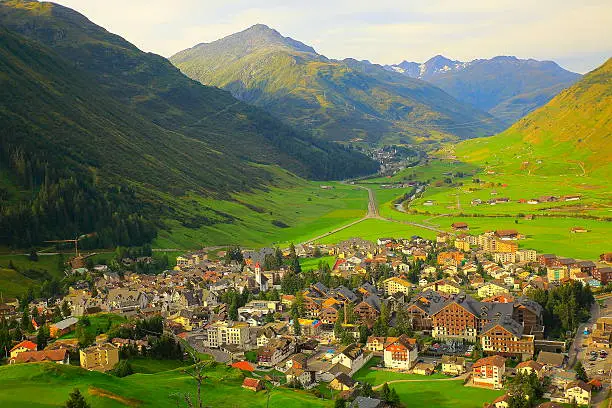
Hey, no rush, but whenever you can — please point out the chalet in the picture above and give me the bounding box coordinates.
[257,337,294,367]
[286,367,316,387]
[330,373,356,391]
[441,355,466,376]
[9,340,37,358]
[495,230,519,240]
[331,343,368,375]
[515,360,544,378]
[350,397,383,408]
[286,353,308,370]
[480,317,535,359]
[365,336,387,353]
[451,222,469,231]
[412,362,435,375]
[241,378,263,392]
[383,335,418,370]
[564,380,592,406]
[353,295,381,323]
[472,355,506,389]
[9,349,69,365]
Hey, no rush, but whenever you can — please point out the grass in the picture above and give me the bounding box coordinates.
[391,380,503,408]
[299,256,335,271]
[0,362,331,408]
[353,357,447,384]
[127,358,191,374]
[153,181,368,249]
[317,218,437,245]
[59,314,127,340]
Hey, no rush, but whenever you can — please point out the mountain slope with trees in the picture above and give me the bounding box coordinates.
[170,24,503,144]
[0,1,377,248]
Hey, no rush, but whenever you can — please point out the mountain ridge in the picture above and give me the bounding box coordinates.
[170,25,504,144]
[385,54,581,123]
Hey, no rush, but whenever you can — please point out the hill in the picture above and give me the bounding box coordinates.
[386,55,581,123]
[0,362,331,408]
[454,57,611,177]
[0,1,377,249]
[170,24,503,144]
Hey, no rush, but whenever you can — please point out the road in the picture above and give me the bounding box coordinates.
[302,184,450,244]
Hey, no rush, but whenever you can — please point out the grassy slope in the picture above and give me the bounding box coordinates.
[0,362,330,408]
[454,58,612,177]
[171,25,502,144]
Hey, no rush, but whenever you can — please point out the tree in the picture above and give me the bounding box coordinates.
[21,308,33,332]
[334,398,346,408]
[359,381,374,398]
[37,324,50,350]
[111,360,134,377]
[64,389,90,408]
[575,361,588,382]
[359,325,370,344]
[381,383,391,402]
[61,301,72,318]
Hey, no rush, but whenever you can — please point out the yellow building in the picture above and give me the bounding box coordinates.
[80,343,119,372]
[477,282,510,298]
[383,277,411,296]
[454,239,471,252]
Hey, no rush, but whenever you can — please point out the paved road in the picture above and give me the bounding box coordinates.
[568,299,602,368]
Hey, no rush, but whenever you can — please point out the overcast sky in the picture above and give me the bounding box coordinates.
[54,0,611,73]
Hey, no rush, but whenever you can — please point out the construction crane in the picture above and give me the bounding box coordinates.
[45,233,93,257]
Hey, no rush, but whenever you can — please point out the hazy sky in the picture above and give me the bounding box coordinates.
[54,0,611,73]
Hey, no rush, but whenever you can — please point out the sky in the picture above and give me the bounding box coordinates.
[53,0,612,73]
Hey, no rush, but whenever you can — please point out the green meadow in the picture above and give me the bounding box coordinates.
[0,362,331,408]
[153,181,368,249]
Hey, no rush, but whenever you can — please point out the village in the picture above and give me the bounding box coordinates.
[1,225,611,408]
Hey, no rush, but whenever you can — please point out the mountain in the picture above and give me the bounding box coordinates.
[454,58,612,176]
[386,55,581,124]
[170,25,504,144]
[0,1,377,248]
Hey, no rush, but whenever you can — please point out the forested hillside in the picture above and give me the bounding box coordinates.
[0,1,377,248]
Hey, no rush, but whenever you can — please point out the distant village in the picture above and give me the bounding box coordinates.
[1,226,611,408]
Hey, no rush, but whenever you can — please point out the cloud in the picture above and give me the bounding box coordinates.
[52,0,612,73]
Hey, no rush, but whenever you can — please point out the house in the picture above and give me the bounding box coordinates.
[485,394,510,408]
[50,316,79,338]
[329,373,356,391]
[297,318,322,336]
[412,362,435,375]
[437,251,465,266]
[495,230,519,240]
[353,295,381,323]
[451,222,469,231]
[564,380,592,405]
[383,335,418,370]
[477,282,509,298]
[515,360,544,378]
[242,377,263,392]
[350,396,383,408]
[202,321,249,349]
[383,277,411,296]
[480,317,535,359]
[441,355,466,376]
[472,355,506,389]
[9,349,69,365]
[80,343,120,372]
[536,351,566,369]
[286,367,316,387]
[9,340,37,358]
[286,353,308,370]
[331,343,368,375]
[257,337,294,368]
[365,336,388,353]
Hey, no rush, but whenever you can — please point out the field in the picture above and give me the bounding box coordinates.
[351,358,502,408]
[128,358,191,374]
[153,181,368,249]
[0,362,332,408]
[59,314,127,340]
[317,219,437,245]
[299,256,336,271]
